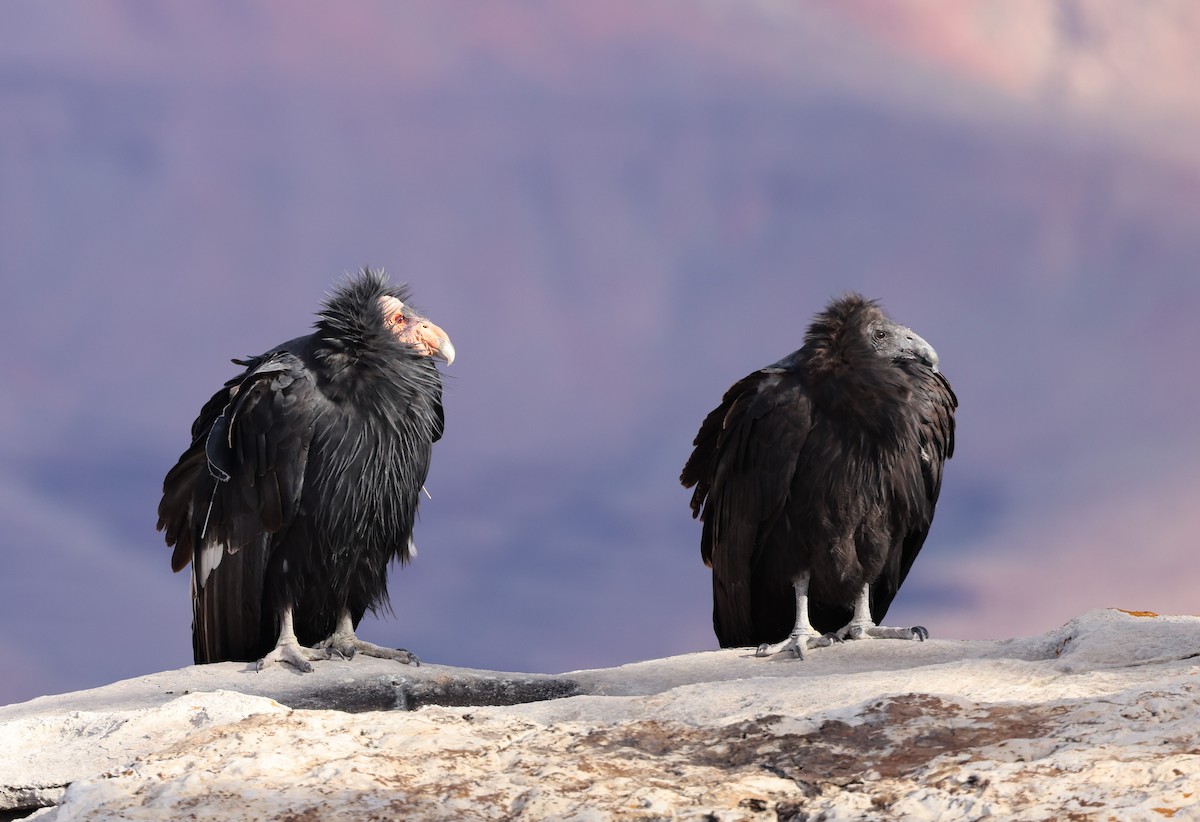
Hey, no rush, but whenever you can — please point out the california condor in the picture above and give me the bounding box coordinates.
[158,268,453,671]
[681,294,955,658]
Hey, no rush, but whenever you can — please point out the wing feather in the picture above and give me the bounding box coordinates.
[682,368,813,646]
[869,367,958,621]
[159,350,324,662]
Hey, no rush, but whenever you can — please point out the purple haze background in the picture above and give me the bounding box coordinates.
[3,2,1200,706]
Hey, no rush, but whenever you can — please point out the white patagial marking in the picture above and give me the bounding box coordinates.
[407,536,417,558]
[198,542,226,587]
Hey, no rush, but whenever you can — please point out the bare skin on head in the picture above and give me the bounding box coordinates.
[380,295,456,364]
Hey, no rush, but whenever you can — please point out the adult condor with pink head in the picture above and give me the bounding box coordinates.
[681,294,956,658]
[158,269,454,671]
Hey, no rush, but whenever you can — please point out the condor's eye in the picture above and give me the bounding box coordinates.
[873,329,888,341]
[393,313,406,326]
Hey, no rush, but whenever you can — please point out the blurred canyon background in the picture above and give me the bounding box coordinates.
[2,1,1199,705]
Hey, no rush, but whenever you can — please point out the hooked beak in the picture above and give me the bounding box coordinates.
[910,332,939,372]
[414,320,455,365]
[379,295,455,364]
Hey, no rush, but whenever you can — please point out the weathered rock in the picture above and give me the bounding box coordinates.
[0,661,578,817]
[3,610,1200,820]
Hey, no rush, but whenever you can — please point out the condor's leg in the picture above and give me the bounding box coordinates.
[256,606,330,673]
[313,610,420,666]
[836,583,928,642]
[755,572,838,659]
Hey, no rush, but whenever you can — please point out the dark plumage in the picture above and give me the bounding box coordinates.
[681,294,956,657]
[157,269,454,671]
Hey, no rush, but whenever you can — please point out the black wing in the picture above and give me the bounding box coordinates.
[158,350,323,662]
[681,367,813,647]
[867,366,957,622]
[158,354,270,575]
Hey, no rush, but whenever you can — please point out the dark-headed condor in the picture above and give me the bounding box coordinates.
[681,294,955,658]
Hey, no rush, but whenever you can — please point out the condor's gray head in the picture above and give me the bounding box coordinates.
[865,312,939,372]
[798,293,942,378]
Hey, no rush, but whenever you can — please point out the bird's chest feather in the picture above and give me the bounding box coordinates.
[312,402,431,494]
[794,412,923,537]
[301,393,436,554]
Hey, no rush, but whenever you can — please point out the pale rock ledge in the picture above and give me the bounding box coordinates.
[2,608,1199,821]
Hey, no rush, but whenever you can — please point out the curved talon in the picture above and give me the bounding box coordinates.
[256,657,301,673]
[309,639,344,661]
[836,620,929,642]
[320,636,420,666]
[256,646,317,673]
[755,632,834,659]
[822,632,843,645]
